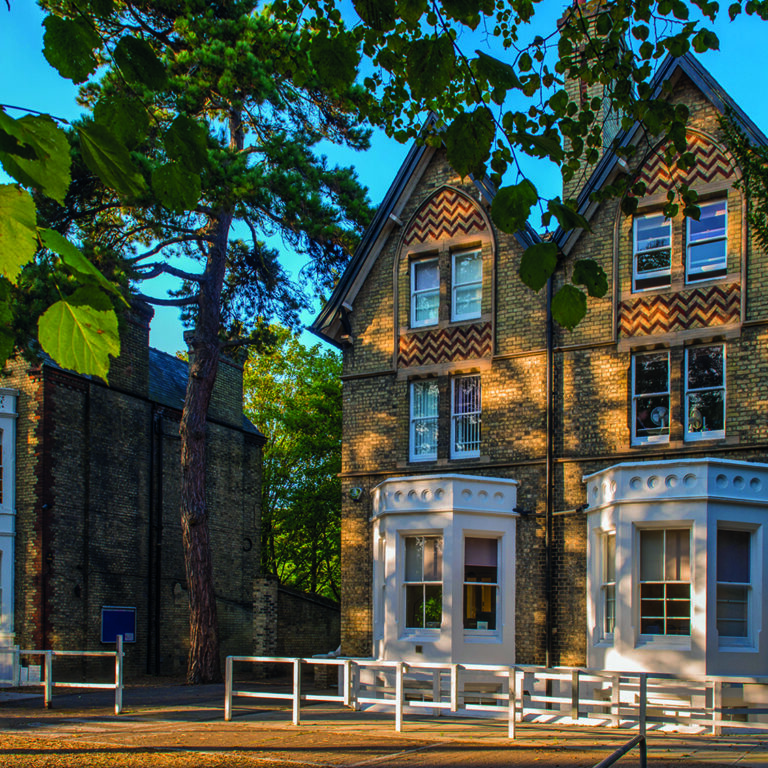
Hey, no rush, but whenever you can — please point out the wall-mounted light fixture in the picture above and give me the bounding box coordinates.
[349,487,364,501]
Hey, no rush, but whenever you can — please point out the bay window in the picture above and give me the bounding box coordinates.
[633,213,671,291]
[716,529,751,640]
[687,199,727,281]
[404,535,442,630]
[685,345,725,440]
[464,538,498,631]
[410,380,438,462]
[639,528,691,636]
[602,532,616,638]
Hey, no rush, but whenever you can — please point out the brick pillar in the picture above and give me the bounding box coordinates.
[253,575,278,658]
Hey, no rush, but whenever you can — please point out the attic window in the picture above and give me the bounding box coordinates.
[633,213,671,292]
[411,259,439,327]
[687,200,727,282]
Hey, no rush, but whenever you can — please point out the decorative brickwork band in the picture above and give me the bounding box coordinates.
[619,283,741,336]
[399,323,492,367]
[639,132,736,196]
[403,187,487,246]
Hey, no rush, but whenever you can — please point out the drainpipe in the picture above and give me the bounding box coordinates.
[545,276,554,669]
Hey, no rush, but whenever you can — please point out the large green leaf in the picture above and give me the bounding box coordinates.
[352,0,396,31]
[398,0,427,24]
[443,109,494,178]
[551,284,587,329]
[0,279,15,366]
[490,180,538,234]
[472,51,522,90]
[519,242,558,292]
[164,115,208,173]
[38,228,125,301]
[42,15,99,84]
[310,32,359,92]
[78,123,147,197]
[406,36,455,100]
[113,36,168,90]
[513,129,564,163]
[442,0,489,29]
[151,162,201,212]
[573,259,608,298]
[38,288,120,381]
[0,185,37,283]
[547,199,591,232]
[94,91,150,148]
[0,115,71,204]
[0,109,40,159]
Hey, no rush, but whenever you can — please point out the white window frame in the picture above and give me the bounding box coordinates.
[402,535,443,632]
[451,375,481,459]
[633,213,672,292]
[686,199,727,282]
[716,526,754,647]
[463,537,500,635]
[410,380,438,462]
[684,345,726,442]
[601,532,616,641]
[631,352,670,446]
[410,258,439,328]
[638,527,692,638]
[451,250,482,322]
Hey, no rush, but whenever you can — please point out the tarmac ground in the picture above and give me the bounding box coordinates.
[0,682,767,767]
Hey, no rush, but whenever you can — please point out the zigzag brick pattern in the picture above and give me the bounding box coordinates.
[619,283,741,336]
[403,188,487,245]
[640,133,735,196]
[399,323,492,367]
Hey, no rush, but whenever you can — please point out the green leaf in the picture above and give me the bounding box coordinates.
[442,0,483,29]
[490,180,538,234]
[547,199,591,232]
[551,284,587,329]
[84,0,115,16]
[38,288,120,381]
[43,15,99,84]
[113,36,168,90]
[38,228,125,301]
[519,242,558,292]
[0,115,71,204]
[352,0,396,31]
[164,115,208,173]
[94,91,150,148]
[406,36,455,100]
[310,32,359,92]
[513,130,564,163]
[0,185,37,283]
[473,51,522,90]
[151,162,201,212]
[78,122,147,197]
[572,259,608,298]
[443,109,494,178]
[0,109,41,159]
[398,0,427,24]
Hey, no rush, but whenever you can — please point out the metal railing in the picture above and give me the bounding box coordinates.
[592,735,647,768]
[224,656,768,738]
[0,635,125,714]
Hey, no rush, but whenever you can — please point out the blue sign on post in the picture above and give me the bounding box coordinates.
[101,606,137,643]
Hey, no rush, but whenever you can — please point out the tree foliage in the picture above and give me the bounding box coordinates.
[244,328,342,601]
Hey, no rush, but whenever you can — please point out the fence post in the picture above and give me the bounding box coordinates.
[352,662,361,711]
[611,673,620,728]
[395,662,404,733]
[433,668,441,717]
[450,664,458,713]
[571,669,580,720]
[343,660,352,708]
[292,658,302,726]
[114,635,123,715]
[508,667,516,739]
[638,674,647,737]
[711,679,722,737]
[44,651,53,709]
[516,668,524,722]
[12,645,19,687]
[224,656,233,721]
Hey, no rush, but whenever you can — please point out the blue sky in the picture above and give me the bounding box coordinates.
[3,2,767,355]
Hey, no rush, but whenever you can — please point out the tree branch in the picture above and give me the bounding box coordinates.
[135,261,206,282]
[136,292,200,307]
[134,237,208,262]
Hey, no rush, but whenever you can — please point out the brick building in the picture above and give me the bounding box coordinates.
[0,303,265,677]
[311,50,768,681]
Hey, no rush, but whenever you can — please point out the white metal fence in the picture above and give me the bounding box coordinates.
[0,635,125,714]
[224,656,768,738]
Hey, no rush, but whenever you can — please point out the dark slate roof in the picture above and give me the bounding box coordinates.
[553,52,768,251]
[148,347,263,436]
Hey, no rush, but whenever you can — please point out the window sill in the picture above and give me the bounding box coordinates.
[635,635,691,651]
[463,632,502,644]
[401,630,441,643]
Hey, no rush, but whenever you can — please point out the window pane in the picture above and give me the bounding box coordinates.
[413,381,438,418]
[687,390,724,433]
[688,241,726,276]
[635,353,669,394]
[424,584,442,628]
[604,584,616,634]
[636,249,671,274]
[423,537,442,581]
[454,284,482,317]
[405,538,423,582]
[717,584,748,637]
[466,538,498,567]
[640,530,664,581]
[717,530,750,583]
[463,584,497,629]
[405,584,425,628]
[665,529,690,582]
[687,346,724,389]
[689,200,726,242]
[414,292,439,324]
[413,260,439,291]
[455,251,482,283]
[636,214,671,251]
[605,534,616,582]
